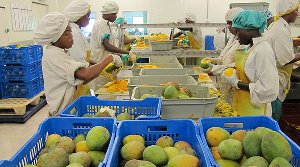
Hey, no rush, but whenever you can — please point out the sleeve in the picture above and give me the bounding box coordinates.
[273,28,295,66]
[68,31,87,63]
[66,60,89,86]
[248,46,279,108]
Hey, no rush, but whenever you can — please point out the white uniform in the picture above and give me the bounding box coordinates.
[264,17,295,102]
[214,31,225,51]
[245,37,279,116]
[42,46,89,116]
[218,35,241,65]
[192,27,203,48]
[90,18,115,62]
[68,22,91,63]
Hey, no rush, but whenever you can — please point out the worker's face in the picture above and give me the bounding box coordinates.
[227,20,236,35]
[104,13,118,22]
[235,28,252,45]
[53,25,74,49]
[77,10,91,28]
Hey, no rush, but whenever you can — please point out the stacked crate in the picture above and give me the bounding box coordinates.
[0,44,44,98]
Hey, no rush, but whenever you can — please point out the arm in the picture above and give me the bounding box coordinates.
[103,38,130,54]
[173,31,183,39]
[286,53,300,64]
[237,82,249,91]
[124,38,136,44]
[75,55,114,85]
[89,59,99,65]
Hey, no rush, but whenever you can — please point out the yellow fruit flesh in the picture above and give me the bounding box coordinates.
[224,68,234,77]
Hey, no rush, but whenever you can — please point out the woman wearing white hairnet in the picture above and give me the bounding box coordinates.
[90,1,137,90]
[173,12,203,50]
[33,12,122,116]
[264,0,300,121]
[222,10,279,116]
[63,0,97,99]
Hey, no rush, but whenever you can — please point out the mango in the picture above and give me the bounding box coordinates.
[117,113,132,121]
[239,154,247,165]
[121,141,145,161]
[173,141,192,151]
[88,151,106,167]
[156,136,174,148]
[254,127,272,138]
[43,147,69,167]
[140,94,158,99]
[24,165,37,167]
[45,134,61,148]
[215,159,240,167]
[74,134,86,144]
[206,127,230,147]
[179,148,197,157]
[49,136,75,154]
[82,113,92,117]
[178,87,192,97]
[38,147,49,157]
[261,131,292,163]
[243,130,262,158]
[122,135,145,145]
[240,156,269,167]
[210,146,222,161]
[69,151,92,167]
[164,86,179,99]
[138,161,156,167]
[269,157,292,167]
[229,130,247,142]
[218,139,243,161]
[143,145,168,166]
[164,147,180,161]
[66,163,83,167]
[76,141,89,153]
[167,154,200,167]
[86,126,110,151]
[37,153,47,167]
[124,160,156,167]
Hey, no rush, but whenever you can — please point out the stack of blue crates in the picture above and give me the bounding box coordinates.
[0,44,44,98]
[205,35,215,50]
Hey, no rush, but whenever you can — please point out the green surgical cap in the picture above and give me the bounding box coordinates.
[113,17,124,24]
[232,10,267,34]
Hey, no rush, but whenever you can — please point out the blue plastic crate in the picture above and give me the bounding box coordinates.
[0,61,41,82]
[198,116,300,167]
[106,119,212,167]
[0,77,40,98]
[38,75,44,91]
[205,35,215,50]
[0,45,36,65]
[0,117,116,167]
[59,96,162,120]
[33,45,43,60]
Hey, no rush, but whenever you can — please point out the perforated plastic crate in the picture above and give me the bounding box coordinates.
[0,77,40,98]
[0,45,35,65]
[106,119,212,167]
[34,45,43,60]
[198,116,300,167]
[38,75,44,91]
[0,61,42,82]
[59,96,162,120]
[0,117,116,167]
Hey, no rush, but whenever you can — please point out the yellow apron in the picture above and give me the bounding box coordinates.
[186,31,202,50]
[124,33,133,51]
[73,50,92,100]
[232,49,266,116]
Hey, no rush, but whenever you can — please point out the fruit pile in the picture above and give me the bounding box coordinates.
[136,65,159,69]
[119,135,200,167]
[213,98,238,117]
[144,33,170,40]
[101,80,128,92]
[30,126,111,167]
[205,127,293,167]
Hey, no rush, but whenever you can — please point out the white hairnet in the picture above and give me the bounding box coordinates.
[185,12,196,22]
[177,18,185,23]
[225,7,244,21]
[275,0,299,20]
[33,12,69,45]
[101,1,119,14]
[63,0,90,22]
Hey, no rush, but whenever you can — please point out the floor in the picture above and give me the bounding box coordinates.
[0,104,49,161]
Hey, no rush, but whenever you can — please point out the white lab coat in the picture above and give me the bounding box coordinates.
[245,37,279,116]
[42,45,89,116]
[264,17,295,102]
[193,27,203,48]
[214,31,225,51]
[218,35,241,65]
[68,22,90,63]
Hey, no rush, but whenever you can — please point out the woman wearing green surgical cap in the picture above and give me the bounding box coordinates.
[221,10,279,117]
[264,0,300,121]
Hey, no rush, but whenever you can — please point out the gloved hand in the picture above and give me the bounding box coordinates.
[221,69,241,89]
[202,57,220,65]
[111,55,123,67]
[200,62,214,73]
[129,52,137,62]
[211,65,227,76]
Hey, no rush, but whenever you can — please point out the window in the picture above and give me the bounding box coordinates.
[81,12,95,37]
[123,11,148,35]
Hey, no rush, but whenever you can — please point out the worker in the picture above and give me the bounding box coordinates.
[260,10,274,27]
[213,27,226,51]
[63,0,96,99]
[264,0,300,121]
[222,10,279,117]
[90,1,137,90]
[173,12,203,50]
[201,7,244,105]
[33,12,122,116]
[113,17,136,51]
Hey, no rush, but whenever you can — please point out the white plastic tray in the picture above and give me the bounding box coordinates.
[149,56,179,63]
[139,68,198,80]
[131,63,183,76]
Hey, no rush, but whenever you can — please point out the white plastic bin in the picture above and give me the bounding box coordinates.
[149,56,179,63]
[131,63,183,76]
[139,68,199,80]
[150,41,173,51]
[132,85,218,119]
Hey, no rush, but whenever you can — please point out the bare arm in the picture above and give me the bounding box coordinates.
[124,38,136,44]
[237,82,250,91]
[173,31,183,39]
[89,59,99,65]
[103,38,130,54]
[286,54,300,65]
[75,55,114,84]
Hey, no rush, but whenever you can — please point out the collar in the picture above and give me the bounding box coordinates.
[70,22,80,29]
[278,17,291,31]
[252,36,265,46]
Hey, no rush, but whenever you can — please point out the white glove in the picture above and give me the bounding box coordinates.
[129,52,137,62]
[111,55,123,67]
[200,62,213,73]
[211,65,227,76]
[201,57,212,64]
[221,69,241,89]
